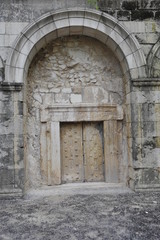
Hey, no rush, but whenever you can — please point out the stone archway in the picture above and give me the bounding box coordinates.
[5,8,146,84]
[4,8,147,191]
[26,36,124,188]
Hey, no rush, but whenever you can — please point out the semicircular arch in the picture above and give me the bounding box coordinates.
[5,8,147,83]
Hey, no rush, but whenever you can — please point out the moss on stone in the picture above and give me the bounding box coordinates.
[122,1,139,10]
[131,10,154,20]
[117,10,130,20]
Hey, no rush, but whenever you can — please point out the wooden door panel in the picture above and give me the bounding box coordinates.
[83,122,104,182]
[61,122,83,183]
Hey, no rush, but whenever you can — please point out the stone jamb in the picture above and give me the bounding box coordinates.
[40,104,123,185]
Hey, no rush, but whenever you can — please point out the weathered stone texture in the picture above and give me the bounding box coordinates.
[0,0,160,22]
[25,36,125,189]
[1,1,160,194]
[0,87,24,192]
[0,91,14,190]
[130,85,160,189]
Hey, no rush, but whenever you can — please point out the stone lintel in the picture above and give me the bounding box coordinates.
[41,104,123,123]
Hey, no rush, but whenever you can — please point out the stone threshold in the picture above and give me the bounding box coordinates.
[25,182,133,199]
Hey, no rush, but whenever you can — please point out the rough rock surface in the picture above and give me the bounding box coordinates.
[0,188,160,240]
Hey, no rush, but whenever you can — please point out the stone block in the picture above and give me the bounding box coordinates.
[0,23,5,34]
[42,94,54,106]
[14,115,23,135]
[0,100,14,115]
[0,134,14,167]
[0,35,5,47]
[118,40,132,57]
[20,38,35,56]
[4,34,17,47]
[49,88,60,93]
[135,33,159,44]
[126,53,137,69]
[141,44,153,58]
[98,0,121,10]
[70,94,82,103]
[155,11,160,19]
[144,22,160,33]
[69,17,84,27]
[55,93,70,103]
[0,46,10,61]
[84,18,98,30]
[122,1,139,11]
[132,136,160,167]
[57,27,69,38]
[122,21,145,33]
[72,87,82,94]
[62,88,72,94]
[141,103,156,122]
[82,87,109,103]
[142,121,156,138]
[0,115,14,135]
[135,168,160,187]
[0,168,15,189]
[17,101,23,116]
[131,10,154,21]
[14,168,24,189]
[117,10,130,21]
[96,22,112,39]
[110,30,124,45]
[70,26,83,36]
[5,22,28,35]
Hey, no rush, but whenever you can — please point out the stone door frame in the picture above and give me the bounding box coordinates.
[40,104,123,185]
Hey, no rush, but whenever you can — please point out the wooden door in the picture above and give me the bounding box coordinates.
[60,122,104,183]
[61,122,84,183]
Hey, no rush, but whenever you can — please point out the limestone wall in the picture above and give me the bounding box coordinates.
[0,0,160,194]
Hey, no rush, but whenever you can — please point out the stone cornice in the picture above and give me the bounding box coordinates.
[0,82,23,91]
[132,78,160,86]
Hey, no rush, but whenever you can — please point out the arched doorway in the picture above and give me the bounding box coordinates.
[26,36,125,188]
[4,9,146,191]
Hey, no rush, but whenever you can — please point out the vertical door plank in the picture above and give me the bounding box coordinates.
[104,120,119,183]
[83,122,104,182]
[61,122,83,183]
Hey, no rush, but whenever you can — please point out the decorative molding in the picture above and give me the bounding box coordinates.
[0,82,23,91]
[132,78,160,87]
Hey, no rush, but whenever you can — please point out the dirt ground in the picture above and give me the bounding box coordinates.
[0,184,160,240]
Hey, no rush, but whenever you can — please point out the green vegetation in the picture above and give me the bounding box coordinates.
[87,0,99,10]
